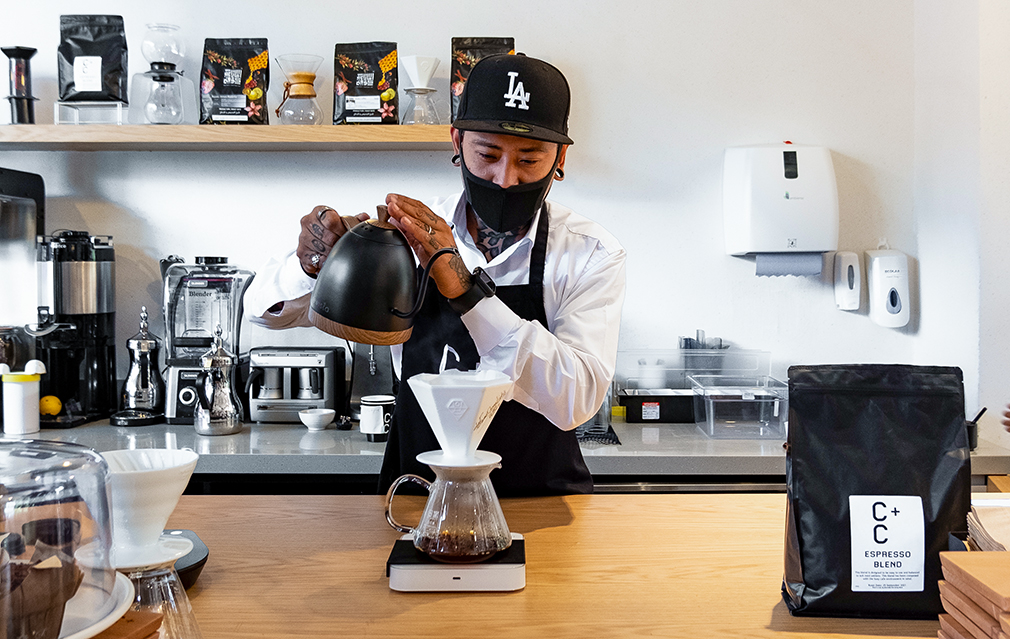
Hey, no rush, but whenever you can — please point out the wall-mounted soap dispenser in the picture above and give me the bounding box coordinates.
[865,246,910,328]
[833,251,860,310]
[723,143,839,258]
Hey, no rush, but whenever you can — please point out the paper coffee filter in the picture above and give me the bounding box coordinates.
[402,55,439,89]
[408,369,512,459]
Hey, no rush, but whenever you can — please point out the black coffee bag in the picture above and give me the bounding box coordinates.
[783,364,971,619]
[450,37,514,121]
[332,42,398,125]
[57,15,128,102]
[200,39,270,125]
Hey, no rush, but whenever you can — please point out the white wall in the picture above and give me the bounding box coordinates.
[3,1,999,438]
[979,0,1010,448]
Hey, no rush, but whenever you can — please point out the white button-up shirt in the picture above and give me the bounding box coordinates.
[244,193,627,430]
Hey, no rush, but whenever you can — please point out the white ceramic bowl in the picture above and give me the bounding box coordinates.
[101,448,198,557]
[299,408,335,431]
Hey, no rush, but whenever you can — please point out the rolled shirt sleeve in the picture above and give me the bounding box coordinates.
[462,230,627,431]
[243,251,315,329]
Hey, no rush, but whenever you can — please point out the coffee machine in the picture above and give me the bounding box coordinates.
[163,257,253,424]
[0,187,42,428]
[246,347,345,422]
[32,231,117,426]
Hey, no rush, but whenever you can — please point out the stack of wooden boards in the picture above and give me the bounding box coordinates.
[938,551,1010,639]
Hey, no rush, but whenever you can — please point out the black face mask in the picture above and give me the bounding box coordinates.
[460,144,561,233]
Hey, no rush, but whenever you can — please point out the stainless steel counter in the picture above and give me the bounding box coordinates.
[25,418,1010,486]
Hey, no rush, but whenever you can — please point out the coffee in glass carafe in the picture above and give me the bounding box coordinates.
[384,366,515,563]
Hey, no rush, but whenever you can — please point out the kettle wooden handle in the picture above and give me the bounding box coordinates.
[376,204,389,223]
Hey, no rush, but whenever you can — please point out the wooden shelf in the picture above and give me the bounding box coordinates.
[0,124,453,152]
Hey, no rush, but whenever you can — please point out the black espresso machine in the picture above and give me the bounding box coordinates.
[31,231,117,427]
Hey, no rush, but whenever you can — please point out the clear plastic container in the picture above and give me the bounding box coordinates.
[163,257,254,363]
[0,439,125,638]
[689,374,788,439]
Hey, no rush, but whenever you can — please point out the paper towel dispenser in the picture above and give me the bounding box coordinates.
[723,143,839,256]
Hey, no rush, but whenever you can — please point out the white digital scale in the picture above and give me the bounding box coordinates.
[386,532,526,592]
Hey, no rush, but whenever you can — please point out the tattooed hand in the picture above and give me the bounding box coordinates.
[384,193,471,299]
[298,205,371,277]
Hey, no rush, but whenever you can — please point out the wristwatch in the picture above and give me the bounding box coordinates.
[448,267,496,315]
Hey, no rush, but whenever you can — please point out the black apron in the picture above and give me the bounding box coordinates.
[377,205,593,497]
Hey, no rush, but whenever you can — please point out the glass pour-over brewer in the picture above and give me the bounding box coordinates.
[384,362,514,563]
[162,257,253,425]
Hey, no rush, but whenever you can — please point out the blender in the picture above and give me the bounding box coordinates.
[384,355,526,591]
[163,257,254,425]
[274,54,324,125]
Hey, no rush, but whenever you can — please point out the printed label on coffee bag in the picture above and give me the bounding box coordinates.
[73,56,103,92]
[849,495,924,592]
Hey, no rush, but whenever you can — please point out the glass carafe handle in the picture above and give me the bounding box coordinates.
[383,474,430,533]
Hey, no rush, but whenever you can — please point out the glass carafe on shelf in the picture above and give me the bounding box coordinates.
[141,24,185,67]
[400,55,440,125]
[275,54,323,125]
[129,24,196,124]
[144,63,185,125]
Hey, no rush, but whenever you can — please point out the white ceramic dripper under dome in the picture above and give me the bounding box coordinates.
[407,348,512,461]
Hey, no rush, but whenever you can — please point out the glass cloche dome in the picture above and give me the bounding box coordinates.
[1,439,128,638]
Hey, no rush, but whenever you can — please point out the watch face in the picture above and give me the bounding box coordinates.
[475,267,495,295]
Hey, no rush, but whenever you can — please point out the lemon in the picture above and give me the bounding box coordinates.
[39,395,62,416]
[248,87,263,101]
[381,88,395,102]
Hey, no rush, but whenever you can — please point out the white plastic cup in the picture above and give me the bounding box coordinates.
[1,360,45,435]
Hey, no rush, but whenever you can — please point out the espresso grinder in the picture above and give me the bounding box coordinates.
[163,257,253,425]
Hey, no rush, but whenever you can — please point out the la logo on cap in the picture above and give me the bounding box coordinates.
[503,71,530,110]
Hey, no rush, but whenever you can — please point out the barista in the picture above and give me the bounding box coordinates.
[244,54,627,496]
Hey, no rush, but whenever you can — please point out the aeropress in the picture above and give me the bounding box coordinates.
[2,47,37,124]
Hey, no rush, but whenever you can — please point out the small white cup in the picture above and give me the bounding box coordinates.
[102,448,198,557]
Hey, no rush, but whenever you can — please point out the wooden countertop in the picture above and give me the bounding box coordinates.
[167,493,940,638]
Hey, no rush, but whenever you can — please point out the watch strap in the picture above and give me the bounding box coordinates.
[448,267,495,315]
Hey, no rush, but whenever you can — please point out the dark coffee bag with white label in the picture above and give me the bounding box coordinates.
[57,15,128,102]
[782,364,970,619]
[200,39,269,125]
[450,37,514,121]
[332,42,397,125]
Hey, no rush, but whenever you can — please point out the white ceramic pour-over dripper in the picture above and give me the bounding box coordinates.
[408,367,512,461]
[401,55,439,89]
[102,449,198,568]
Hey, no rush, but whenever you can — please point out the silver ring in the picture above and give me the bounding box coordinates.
[317,208,330,223]
[426,224,435,236]
[310,254,321,266]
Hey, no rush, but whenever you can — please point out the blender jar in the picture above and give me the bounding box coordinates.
[0,439,126,638]
[163,257,254,362]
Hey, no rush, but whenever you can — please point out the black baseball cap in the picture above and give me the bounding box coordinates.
[453,53,574,145]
